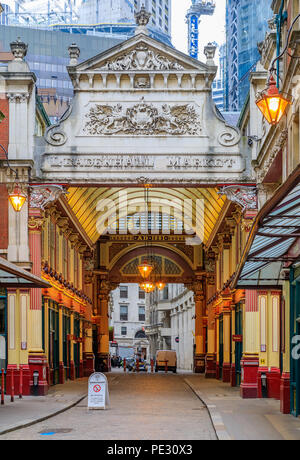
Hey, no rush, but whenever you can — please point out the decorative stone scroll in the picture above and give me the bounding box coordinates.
[44,104,72,146]
[83,99,202,136]
[29,185,67,210]
[217,124,241,147]
[218,185,258,211]
[101,44,184,71]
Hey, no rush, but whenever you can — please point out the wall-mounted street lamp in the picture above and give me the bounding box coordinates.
[0,143,27,212]
[256,75,291,125]
[256,11,300,125]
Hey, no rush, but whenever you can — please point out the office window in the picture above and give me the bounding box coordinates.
[120,305,128,321]
[139,288,145,300]
[139,306,145,322]
[120,286,128,299]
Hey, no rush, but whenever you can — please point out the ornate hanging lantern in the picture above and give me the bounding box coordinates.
[256,75,291,125]
[9,184,27,212]
[138,260,153,279]
[140,281,156,293]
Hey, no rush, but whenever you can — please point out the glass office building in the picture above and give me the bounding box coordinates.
[225,0,273,111]
[0,26,124,121]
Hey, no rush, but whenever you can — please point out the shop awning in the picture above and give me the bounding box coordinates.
[232,166,300,290]
[0,257,51,288]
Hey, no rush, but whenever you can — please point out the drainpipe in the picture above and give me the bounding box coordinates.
[276,0,288,88]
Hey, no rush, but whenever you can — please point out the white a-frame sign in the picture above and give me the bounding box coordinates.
[88,373,110,410]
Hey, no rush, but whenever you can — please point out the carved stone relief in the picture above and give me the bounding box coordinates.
[83,99,202,136]
[29,185,67,210]
[218,186,258,211]
[100,44,185,71]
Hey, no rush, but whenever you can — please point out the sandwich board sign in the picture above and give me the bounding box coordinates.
[88,373,109,410]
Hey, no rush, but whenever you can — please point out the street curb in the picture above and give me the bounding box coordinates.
[184,379,232,441]
[0,393,87,437]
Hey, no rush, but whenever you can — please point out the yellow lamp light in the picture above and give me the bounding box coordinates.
[256,75,291,125]
[138,260,153,279]
[156,281,166,291]
[140,281,155,293]
[9,184,26,212]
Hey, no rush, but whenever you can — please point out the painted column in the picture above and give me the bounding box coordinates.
[83,321,95,377]
[6,289,29,395]
[97,279,110,372]
[79,318,84,377]
[58,304,64,384]
[28,211,48,395]
[206,272,216,378]
[70,311,75,380]
[240,290,259,398]
[280,270,290,414]
[193,280,205,373]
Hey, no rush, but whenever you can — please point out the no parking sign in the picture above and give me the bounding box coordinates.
[88,373,110,410]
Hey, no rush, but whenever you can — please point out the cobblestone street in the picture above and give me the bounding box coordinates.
[0,373,217,441]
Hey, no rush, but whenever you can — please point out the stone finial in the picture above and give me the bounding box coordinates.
[204,42,217,66]
[135,5,151,35]
[10,38,28,61]
[68,43,80,66]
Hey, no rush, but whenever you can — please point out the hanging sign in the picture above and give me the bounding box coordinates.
[232,335,243,343]
[88,372,110,410]
[175,337,179,343]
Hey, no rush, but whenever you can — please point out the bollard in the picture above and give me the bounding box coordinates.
[123,358,126,373]
[165,360,168,374]
[1,369,4,405]
[151,359,154,373]
[136,359,139,373]
[11,368,14,402]
[19,365,23,399]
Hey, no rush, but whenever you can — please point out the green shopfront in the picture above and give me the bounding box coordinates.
[290,266,300,417]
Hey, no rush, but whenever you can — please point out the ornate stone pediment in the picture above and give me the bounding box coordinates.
[72,35,211,74]
[100,44,185,72]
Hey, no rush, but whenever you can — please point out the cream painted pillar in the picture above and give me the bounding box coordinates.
[240,291,260,399]
[205,274,216,378]
[97,279,110,372]
[7,290,19,366]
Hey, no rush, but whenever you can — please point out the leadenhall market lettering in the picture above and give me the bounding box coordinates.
[43,154,244,171]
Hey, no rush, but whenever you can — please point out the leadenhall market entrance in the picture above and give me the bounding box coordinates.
[1,11,257,396]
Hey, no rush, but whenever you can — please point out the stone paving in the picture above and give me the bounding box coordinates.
[1,372,300,440]
[0,373,217,440]
[185,375,300,441]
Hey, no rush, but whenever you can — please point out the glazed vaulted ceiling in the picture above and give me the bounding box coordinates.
[66,187,226,244]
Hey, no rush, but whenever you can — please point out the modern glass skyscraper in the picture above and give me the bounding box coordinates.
[225,0,273,111]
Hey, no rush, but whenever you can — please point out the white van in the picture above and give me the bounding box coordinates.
[155,350,177,373]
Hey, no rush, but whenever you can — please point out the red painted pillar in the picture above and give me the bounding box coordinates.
[28,209,48,396]
[280,372,290,414]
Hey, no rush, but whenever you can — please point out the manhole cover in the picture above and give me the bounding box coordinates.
[39,428,73,435]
